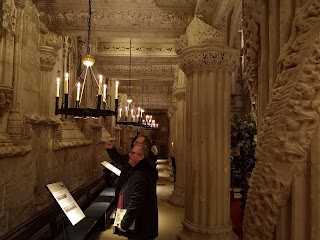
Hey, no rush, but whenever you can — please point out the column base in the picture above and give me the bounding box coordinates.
[177,219,237,240]
[167,183,184,207]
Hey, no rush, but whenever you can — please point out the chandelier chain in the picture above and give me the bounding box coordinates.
[87,0,92,54]
[129,38,132,97]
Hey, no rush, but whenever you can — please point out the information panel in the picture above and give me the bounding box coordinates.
[101,161,121,176]
[46,182,85,226]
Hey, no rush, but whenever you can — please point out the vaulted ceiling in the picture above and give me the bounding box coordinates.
[34,0,241,110]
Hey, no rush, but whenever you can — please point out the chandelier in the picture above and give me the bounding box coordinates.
[55,0,115,118]
[141,94,158,130]
[115,39,143,126]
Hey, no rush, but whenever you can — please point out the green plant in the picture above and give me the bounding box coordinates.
[231,113,257,165]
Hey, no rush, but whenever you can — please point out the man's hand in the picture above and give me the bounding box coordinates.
[105,139,115,149]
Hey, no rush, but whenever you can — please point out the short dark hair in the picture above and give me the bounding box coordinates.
[138,135,152,150]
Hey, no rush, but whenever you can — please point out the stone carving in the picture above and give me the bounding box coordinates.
[97,42,176,55]
[38,8,192,33]
[172,86,186,101]
[14,0,26,9]
[96,56,178,65]
[176,17,225,55]
[98,64,174,76]
[243,1,320,239]
[39,46,58,71]
[119,83,172,93]
[178,44,239,75]
[243,0,261,122]
[53,120,93,150]
[1,0,17,37]
[0,91,12,117]
[155,0,193,7]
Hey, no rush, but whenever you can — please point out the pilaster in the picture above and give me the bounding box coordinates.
[177,17,239,240]
[168,67,186,207]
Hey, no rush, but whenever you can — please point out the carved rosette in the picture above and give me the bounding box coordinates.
[178,44,239,76]
[1,0,17,37]
[39,46,58,71]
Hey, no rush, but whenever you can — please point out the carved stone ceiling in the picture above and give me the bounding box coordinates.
[35,0,193,110]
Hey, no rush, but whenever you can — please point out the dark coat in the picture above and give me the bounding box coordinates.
[106,148,158,209]
[121,158,158,239]
[106,147,132,206]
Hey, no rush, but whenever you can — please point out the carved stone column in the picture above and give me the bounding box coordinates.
[39,24,61,116]
[168,68,186,207]
[6,0,26,143]
[167,104,177,157]
[177,17,239,240]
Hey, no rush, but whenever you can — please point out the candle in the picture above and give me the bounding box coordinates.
[98,75,103,95]
[64,72,69,94]
[119,108,122,119]
[125,106,128,117]
[76,82,81,101]
[115,81,119,99]
[103,84,107,103]
[56,71,61,97]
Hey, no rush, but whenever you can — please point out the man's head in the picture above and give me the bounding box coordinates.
[133,134,152,150]
[128,145,149,167]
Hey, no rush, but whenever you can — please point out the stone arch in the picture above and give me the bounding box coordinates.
[243,0,320,239]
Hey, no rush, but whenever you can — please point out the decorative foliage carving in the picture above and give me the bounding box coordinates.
[39,46,58,71]
[176,17,225,55]
[38,8,192,34]
[243,0,261,122]
[14,0,26,9]
[97,64,174,76]
[178,44,239,75]
[96,56,178,65]
[1,0,17,37]
[0,91,12,117]
[97,42,176,55]
[244,1,320,239]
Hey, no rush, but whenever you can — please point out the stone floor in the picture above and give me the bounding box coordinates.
[96,159,184,240]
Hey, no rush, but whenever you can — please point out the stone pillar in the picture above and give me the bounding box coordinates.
[177,17,238,240]
[6,0,26,143]
[168,103,177,157]
[168,68,186,207]
[39,26,61,116]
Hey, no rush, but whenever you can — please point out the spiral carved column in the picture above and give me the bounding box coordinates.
[176,17,239,239]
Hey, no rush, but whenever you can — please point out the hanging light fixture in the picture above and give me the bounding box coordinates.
[55,0,115,118]
[115,39,142,126]
[141,90,158,130]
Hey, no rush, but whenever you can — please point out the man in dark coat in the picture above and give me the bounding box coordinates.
[116,144,158,240]
[105,135,158,215]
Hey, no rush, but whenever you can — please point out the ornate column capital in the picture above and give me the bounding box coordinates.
[178,44,239,75]
[14,0,26,9]
[39,46,58,72]
[176,17,226,54]
[39,30,61,71]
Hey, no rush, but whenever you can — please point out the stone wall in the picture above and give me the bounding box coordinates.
[0,0,113,236]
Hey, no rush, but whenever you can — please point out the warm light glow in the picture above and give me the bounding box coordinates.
[64,72,69,94]
[103,84,107,102]
[127,98,133,104]
[82,54,95,67]
[98,75,103,95]
[56,71,61,97]
[115,81,119,99]
[76,82,81,101]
